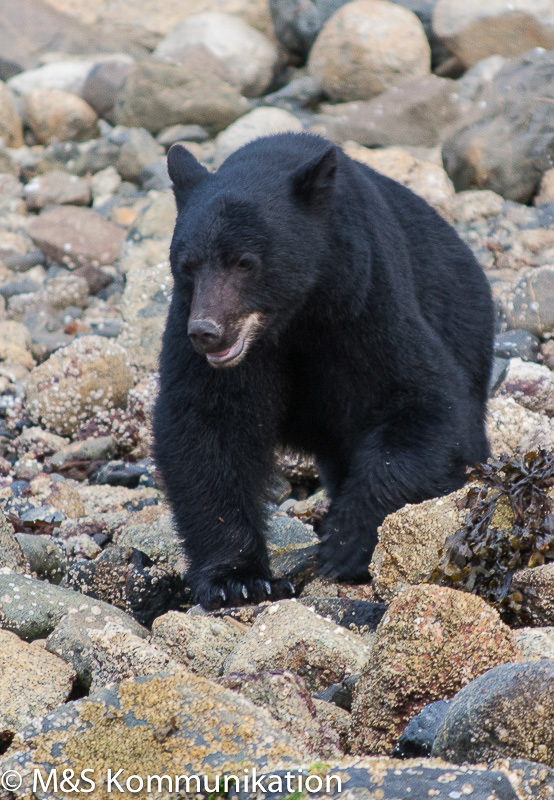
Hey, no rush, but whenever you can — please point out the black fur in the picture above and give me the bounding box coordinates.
[154,133,494,609]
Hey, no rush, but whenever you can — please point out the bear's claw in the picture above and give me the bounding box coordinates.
[192,575,295,611]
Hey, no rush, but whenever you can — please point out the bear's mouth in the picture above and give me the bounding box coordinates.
[206,338,244,366]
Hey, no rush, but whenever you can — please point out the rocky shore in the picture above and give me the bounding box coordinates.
[0,0,553,798]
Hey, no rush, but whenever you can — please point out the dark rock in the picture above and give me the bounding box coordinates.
[432,660,554,767]
[392,699,450,758]
[494,330,542,362]
[65,546,187,626]
[267,516,318,548]
[262,74,325,111]
[269,0,348,60]
[442,49,554,202]
[91,461,149,489]
[313,672,359,711]
[300,597,387,632]
[489,356,509,396]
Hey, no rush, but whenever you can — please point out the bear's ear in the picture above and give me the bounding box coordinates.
[291,146,337,208]
[167,144,209,212]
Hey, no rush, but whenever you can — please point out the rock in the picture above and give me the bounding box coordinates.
[0,509,29,573]
[23,170,92,211]
[487,397,554,457]
[499,358,554,417]
[114,60,251,136]
[45,608,148,690]
[312,698,350,751]
[308,0,430,102]
[223,600,372,692]
[343,142,454,207]
[117,259,172,373]
[26,206,126,270]
[46,0,274,44]
[504,266,554,337]
[392,699,450,758]
[81,59,135,123]
[214,106,303,166]
[442,49,554,203]
[2,674,298,791]
[222,670,342,758]
[269,0,349,58]
[38,271,90,310]
[154,12,279,97]
[110,125,164,183]
[0,572,145,641]
[0,629,75,742]
[299,597,386,634]
[15,533,66,583]
[0,174,25,216]
[433,660,554,767]
[314,76,467,148]
[115,511,188,573]
[370,487,467,601]
[494,330,542,362]
[433,0,554,67]
[152,611,244,678]
[262,74,325,113]
[511,564,554,627]
[515,627,554,661]
[350,584,522,755]
[25,335,133,437]
[0,81,23,146]
[267,516,318,549]
[8,58,103,97]
[65,546,184,627]
[21,88,99,145]
[535,167,554,205]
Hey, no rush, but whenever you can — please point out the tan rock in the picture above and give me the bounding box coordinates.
[152,612,244,678]
[343,142,454,208]
[308,0,430,102]
[511,563,554,627]
[223,599,372,692]
[350,584,522,755]
[487,397,554,457]
[0,629,75,739]
[535,167,554,205]
[370,488,467,602]
[27,206,126,270]
[25,336,133,437]
[0,81,24,147]
[514,627,554,660]
[433,0,554,68]
[499,358,554,417]
[21,88,99,144]
[23,170,91,211]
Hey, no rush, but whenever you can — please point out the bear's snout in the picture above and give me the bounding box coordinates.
[187,318,223,354]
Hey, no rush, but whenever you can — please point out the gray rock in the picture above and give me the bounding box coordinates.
[433,660,554,767]
[114,60,251,136]
[0,510,29,573]
[515,627,554,661]
[267,516,318,548]
[45,610,155,690]
[0,571,146,641]
[81,59,134,123]
[156,123,210,146]
[261,75,324,112]
[115,512,188,573]
[50,436,117,469]
[494,330,541,362]
[139,159,172,191]
[392,699,450,758]
[510,563,554,627]
[154,12,279,98]
[313,75,468,147]
[109,125,164,183]
[0,629,75,741]
[15,533,66,584]
[442,49,554,203]
[505,266,554,337]
[269,0,349,59]
[214,106,303,166]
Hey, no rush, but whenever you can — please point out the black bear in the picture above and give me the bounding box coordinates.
[154,133,494,610]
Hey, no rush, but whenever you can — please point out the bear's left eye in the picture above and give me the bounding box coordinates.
[236,253,260,272]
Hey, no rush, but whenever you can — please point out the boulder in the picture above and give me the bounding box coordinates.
[308,0,431,102]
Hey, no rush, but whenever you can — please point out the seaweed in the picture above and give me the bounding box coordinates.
[428,449,554,620]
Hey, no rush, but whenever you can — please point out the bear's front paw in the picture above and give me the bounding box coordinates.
[191,575,295,611]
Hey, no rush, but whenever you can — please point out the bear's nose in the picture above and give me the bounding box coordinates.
[188,318,223,350]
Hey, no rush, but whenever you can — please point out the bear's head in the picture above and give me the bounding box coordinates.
[167,136,338,368]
